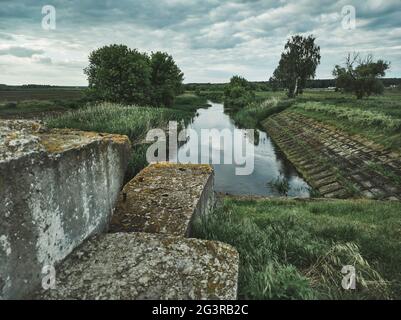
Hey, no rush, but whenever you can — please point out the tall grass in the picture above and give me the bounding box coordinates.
[46,102,194,142]
[47,102,196,180]
[232,98,294,128]
[193,197,401,299]
[172,93,210,112]
[295,102,401,131]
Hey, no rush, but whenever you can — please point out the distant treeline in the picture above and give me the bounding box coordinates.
[0,84,85,91]
[2,78,400,93]
[184,78,401,91]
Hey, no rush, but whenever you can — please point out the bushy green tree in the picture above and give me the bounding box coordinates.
[84,44,151,105]
[224,76,255,109]
[271,35,321,98]
[84,45,184,107]
[333,53,390,99]
[149,51,184,108]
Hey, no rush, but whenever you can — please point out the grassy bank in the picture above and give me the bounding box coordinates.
[225,89,401,152]
[196,90,225,103]
[46,102,193,141]
[193,197,401,300]
[292,90,401,151]
[232,97,294,128]
[172,93,210,111]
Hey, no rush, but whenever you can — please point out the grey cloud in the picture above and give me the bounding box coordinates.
[0,46,44,58]
[0,0,400,84]
[0,32,14,40]
[34,56,52,64]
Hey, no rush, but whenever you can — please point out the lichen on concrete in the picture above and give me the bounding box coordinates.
[0,120,130,162]
[37,232,239,300]
[110,163,215,236]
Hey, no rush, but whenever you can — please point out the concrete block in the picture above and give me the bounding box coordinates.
[0,120,130,299]
[37,232,239,300]
[110,163,215,237]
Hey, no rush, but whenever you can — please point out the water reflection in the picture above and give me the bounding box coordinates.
[173,102,310,197]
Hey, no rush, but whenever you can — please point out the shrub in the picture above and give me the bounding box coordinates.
[224,76,255,110]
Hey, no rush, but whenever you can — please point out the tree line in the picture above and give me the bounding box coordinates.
[84,39,395,110]
[225,34,393,107]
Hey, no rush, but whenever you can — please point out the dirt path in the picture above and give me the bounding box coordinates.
[263,112,401,200]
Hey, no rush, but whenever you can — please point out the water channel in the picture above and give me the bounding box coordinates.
[172,101,310,197]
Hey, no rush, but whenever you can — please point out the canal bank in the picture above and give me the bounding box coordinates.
[263,111,401,200]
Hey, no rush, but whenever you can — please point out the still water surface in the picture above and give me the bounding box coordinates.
[173,102,310,197]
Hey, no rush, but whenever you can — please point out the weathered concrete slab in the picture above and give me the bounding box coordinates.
[110,163,215,236]
[0,120,130,299]
[37,232,239,300]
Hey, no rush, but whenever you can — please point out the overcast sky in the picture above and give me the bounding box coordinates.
[0,0,400,85]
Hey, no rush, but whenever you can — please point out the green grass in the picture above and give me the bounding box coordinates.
[0,99,85,117]
[46,102,194,142]
[294,102,401,131]
[291,90,401,151]
[225,89,401,151]
[196,90,225,103]
[0,87,83,102]
[193,197,401,300]
[0,87,85,118]
[232,98,295,129]
[298,90,401,119]
[46,100,199,180]
[172,93,210,112]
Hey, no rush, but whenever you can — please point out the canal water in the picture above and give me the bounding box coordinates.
[173,102,310,197]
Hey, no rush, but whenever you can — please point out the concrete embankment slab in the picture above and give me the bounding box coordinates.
[0,120,130,299]
[263,112,401,200]
[110,163,215,236]
[37,232,239,300]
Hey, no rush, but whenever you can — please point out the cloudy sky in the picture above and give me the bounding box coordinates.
[0,0,400,85]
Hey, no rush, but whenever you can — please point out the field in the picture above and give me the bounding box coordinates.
[0,87,85,118]
[0,87,84,101]
[193,196,401,300]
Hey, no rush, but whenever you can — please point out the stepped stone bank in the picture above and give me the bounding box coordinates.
[264,112,401,200]
[0,120,238,300]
